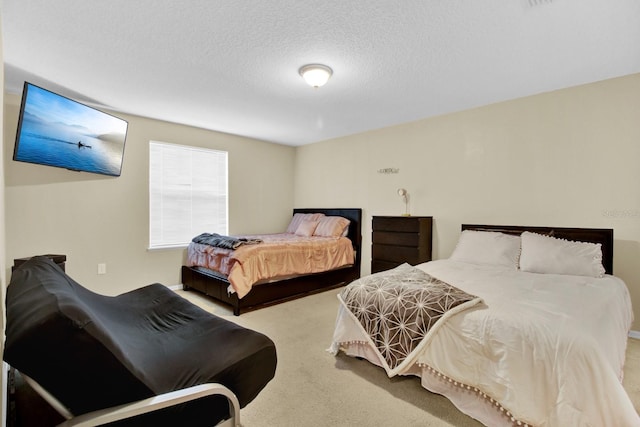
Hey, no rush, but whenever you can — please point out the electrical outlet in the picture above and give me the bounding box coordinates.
[97,263,107,275]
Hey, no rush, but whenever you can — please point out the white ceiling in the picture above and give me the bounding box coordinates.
[3,1,640,146]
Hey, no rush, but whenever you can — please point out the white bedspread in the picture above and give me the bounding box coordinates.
[330,259,638,426]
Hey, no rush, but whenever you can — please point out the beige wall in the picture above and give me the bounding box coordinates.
[3,94,295,296]
[294,73,640,330]
[3,72,639,329]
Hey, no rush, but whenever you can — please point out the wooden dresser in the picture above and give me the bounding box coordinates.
[371,216,433,273]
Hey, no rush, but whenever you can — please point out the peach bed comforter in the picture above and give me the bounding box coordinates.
[187,233,355,298]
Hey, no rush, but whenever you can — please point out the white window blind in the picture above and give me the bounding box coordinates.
[149,141,228,249]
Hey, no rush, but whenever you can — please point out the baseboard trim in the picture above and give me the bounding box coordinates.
[629,330,640,340]
[168,284,184,291]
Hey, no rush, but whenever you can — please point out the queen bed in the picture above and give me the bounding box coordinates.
[330,224,637,426]
[182,208,362,315]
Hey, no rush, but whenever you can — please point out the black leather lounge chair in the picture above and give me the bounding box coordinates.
[4,256,277,426]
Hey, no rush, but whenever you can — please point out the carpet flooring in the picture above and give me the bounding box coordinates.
[175,288,640,427]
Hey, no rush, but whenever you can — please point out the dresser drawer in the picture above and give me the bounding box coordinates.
[372,245,423,264]
[372,216,424,232]
[371,260,402,273]
[372,231,420,247]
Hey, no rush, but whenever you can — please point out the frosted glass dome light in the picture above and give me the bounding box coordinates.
[299,64,333,88]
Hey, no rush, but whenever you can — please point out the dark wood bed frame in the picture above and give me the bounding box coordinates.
[181,208,362,315]
[461,224,614,274]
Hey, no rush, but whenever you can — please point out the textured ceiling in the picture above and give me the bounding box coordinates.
[3,1,640,146]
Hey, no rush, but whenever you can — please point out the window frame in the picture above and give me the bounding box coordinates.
[148,140,228,250]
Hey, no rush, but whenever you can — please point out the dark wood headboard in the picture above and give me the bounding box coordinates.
[461,224,614,275]
[293,208,363,269]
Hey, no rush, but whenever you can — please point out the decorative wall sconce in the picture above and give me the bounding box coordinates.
[378,168,399,174]
[397,188,410,216]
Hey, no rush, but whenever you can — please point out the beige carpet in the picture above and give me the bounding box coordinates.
[175,288,640,427]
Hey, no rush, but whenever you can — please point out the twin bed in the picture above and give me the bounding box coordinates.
[182,208,362,315]
[330,224,637,426]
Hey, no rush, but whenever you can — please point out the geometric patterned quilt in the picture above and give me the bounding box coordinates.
[339,263,483,376]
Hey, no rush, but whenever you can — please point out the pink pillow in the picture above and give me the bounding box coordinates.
[286,213,325,233]
[295,220,320,237]
[314,216,350,238]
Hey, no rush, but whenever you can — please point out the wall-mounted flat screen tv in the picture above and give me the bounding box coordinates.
[13,82,128,177]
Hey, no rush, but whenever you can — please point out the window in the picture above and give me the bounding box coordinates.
[149,141,228,249]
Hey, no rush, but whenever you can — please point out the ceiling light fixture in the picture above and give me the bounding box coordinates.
[299,64,333,88]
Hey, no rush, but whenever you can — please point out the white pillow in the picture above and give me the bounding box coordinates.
[450,230,521,269]
[519,231,605,278]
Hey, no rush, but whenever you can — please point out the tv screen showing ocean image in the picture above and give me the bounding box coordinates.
[13,82,128,176]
